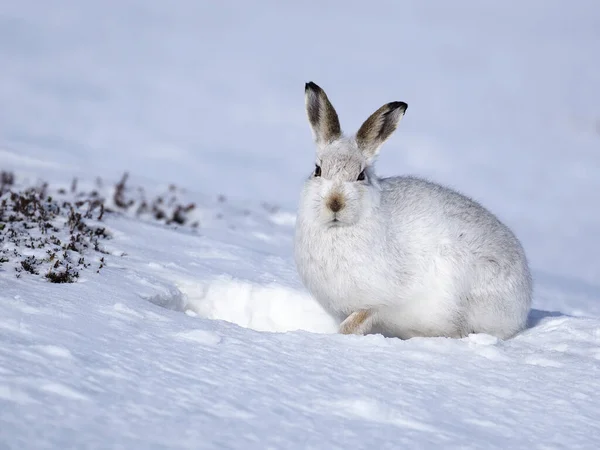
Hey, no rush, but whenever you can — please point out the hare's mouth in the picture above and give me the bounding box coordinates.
[325,211,352,228]
[328,217,344,228]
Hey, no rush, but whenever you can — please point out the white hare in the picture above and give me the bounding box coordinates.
[294,82,532,339]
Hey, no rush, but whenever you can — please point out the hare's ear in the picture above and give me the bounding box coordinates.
[356,101,407,159]
[305,82,342,146]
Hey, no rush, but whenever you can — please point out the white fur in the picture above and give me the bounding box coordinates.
[295,85,532,339]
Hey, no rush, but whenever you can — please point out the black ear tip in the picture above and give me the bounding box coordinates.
[305,81,321,93]
[389,101,408,113]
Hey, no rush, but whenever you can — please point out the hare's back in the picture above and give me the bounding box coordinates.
[381,176,522,254]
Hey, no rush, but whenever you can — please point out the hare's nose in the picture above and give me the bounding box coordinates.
[327,194,345,213]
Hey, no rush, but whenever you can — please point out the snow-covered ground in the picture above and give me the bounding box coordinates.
[1,1,600,448]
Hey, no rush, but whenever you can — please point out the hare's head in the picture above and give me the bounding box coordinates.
[302,81,407,227]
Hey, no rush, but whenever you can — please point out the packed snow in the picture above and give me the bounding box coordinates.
[1,1,600,449]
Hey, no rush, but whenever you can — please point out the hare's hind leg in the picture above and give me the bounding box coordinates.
[339,309,374,335]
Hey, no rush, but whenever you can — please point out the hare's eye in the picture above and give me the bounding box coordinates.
[357,170,366,181]
[314,165,321,177]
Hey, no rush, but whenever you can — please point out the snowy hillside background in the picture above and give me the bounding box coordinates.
[1,1,600,448]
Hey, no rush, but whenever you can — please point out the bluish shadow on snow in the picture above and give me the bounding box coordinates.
[138,286,187,312]
[526,309,566,329]
[531,269,600,317]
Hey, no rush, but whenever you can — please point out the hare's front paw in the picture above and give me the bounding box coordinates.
[338,309,374,335]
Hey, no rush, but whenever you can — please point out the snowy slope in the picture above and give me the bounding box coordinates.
[2,0,600,448]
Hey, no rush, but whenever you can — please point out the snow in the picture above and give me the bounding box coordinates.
[2,0,600,448]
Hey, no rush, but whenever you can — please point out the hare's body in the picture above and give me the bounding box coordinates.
[294,82,532,339]
[296,175,532,339]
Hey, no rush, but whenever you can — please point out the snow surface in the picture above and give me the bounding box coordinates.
[1,0,600,448]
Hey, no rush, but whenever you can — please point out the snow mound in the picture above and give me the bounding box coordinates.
[179,275,337,333]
